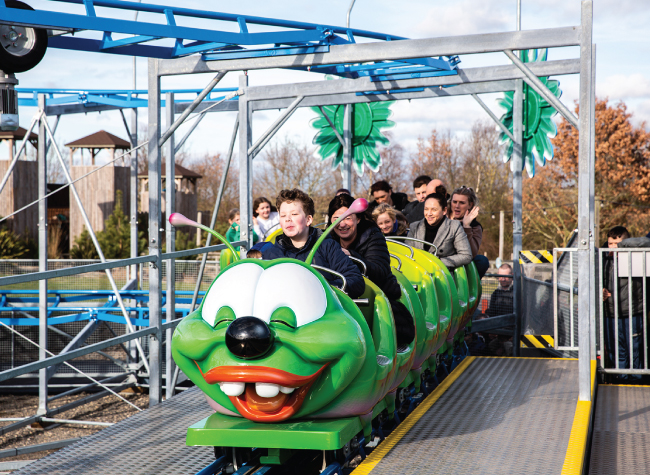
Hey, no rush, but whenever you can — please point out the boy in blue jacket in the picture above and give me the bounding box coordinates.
[261,188,365,299]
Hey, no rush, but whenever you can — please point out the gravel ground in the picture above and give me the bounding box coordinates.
[0,390,150,465]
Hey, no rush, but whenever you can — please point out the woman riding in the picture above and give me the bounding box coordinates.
[253,196,280,241]
[407,185,472,271]
[328,194,415,346]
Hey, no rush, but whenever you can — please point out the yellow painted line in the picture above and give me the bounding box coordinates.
[600,384,650,388]
[478,356,578,361]
[351,356,476,475]
[561,360,597,475]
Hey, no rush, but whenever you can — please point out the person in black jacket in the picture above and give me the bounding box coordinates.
[602,226,648,374]
[486,264,513,317]
[402,175,431,219]
[261,189,365,299]
[367,180,410,214]
[328,194,415,346]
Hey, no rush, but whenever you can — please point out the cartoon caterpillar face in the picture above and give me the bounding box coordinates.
[172,259,370,423]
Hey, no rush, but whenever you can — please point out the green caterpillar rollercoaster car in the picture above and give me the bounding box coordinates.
[168,202,480,471]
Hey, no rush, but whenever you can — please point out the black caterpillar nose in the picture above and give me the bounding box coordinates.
[225,316,274,359]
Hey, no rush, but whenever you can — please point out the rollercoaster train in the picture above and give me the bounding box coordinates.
[169,200,481,473]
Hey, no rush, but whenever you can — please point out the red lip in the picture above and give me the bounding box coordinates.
[195,362,328,422]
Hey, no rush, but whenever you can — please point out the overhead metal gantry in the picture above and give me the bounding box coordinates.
[1,0,596,431]
[146,1,596,407]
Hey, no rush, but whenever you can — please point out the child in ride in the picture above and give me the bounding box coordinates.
[260,188,365,299]
[225,208,258,249]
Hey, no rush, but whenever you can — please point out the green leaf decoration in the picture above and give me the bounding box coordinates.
[497,49,562,177]
[310,101,395,176]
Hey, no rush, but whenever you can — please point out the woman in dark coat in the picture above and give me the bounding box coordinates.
[328,194,415,346]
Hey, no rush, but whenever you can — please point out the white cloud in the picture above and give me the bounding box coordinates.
[598,74,650,100]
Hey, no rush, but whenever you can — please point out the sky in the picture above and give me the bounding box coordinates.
[4,0,650,173]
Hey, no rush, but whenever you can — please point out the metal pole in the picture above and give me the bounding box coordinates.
[238,75,253,255]
[342,104,353,192]
[159,72,227,148]
[589,43,597,361]
[499,210,505,261]
[44,115,60,158]
[37,94,48,416]
[190,115,239,312]
[346,0,356,28]
[0,112,39,195]
[165,92,177,400]
[577,0,594,401]
[148,58,163,406]
[512,79,523,357]
[129,94,139,367]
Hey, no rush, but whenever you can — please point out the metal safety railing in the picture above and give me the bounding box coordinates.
[598,248,650,375]
[553,248,580,351]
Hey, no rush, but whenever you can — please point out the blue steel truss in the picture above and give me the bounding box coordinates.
[0,289,204,326]
[0,0,460,79]
[16,87,239,109]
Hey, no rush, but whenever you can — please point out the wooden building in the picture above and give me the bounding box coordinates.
[0,127,39,240]
[64,131,131,249]
[139,163,202,238]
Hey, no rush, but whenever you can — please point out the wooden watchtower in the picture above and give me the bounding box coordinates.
[0,127,39,240]
[64,130,132,249]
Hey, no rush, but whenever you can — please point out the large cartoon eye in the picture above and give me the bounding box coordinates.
[252,263,327,327]
[201,263,264,327]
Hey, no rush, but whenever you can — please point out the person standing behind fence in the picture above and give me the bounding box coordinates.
[486,263,513,318]
[602,226,648,377]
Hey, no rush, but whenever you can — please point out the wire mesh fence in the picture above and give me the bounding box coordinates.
[0,258,221,379]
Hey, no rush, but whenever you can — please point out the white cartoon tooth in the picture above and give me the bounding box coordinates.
[280,386,295,394]
[255,382,280,398]
[219,382,245,397]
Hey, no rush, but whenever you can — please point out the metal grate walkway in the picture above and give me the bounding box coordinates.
[13,387,215,475]
[355,357,580,475]
[588,385,650,474]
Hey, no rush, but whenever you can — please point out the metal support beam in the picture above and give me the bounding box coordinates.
[238,75,253,255]
[129,96,139,366]
[248,95,304,159]
[165,92,177,400]
[190,115,239,312]
[472,93,516,142]
[512,79,523,358]
[148,58,163,406]
[159,71,227,147]
[577,0,594,401]
[45,320,99,381]
[317,106,345,147]
[175,111,207,153]
[159,26,580,75]
[37,94,47,416]
[589,43,597,361]
[503,50,579,129]
[342,104,353,191]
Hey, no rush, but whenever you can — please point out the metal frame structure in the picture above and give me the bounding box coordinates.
[0,3,596,441]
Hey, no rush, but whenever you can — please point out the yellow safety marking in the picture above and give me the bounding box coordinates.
[479,356,578,361]
[351,356,476,475]
[541,335,555,347]
[561,360,597,475]
[520,250,543,264]
[600,384,650,388]
[539,250,554,262]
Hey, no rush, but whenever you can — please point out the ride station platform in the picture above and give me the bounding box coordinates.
[10,357,650,475]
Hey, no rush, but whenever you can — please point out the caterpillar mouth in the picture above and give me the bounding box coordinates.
[196,363,327,422]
